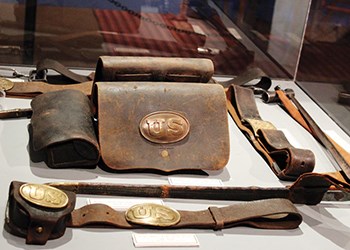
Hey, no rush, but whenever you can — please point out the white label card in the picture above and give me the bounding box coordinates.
[168,177,223,186]
[132,233,200,247]
[87,198,163,210]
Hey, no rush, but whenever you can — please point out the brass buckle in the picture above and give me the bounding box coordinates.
[0,78,14,91]
[19,183,69,209]
[244,118,276,136]
[125,203,181,227]
[139,111,190,144]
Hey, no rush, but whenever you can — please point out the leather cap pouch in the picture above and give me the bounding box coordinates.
[5,181,76,245]
[29,89,100,168]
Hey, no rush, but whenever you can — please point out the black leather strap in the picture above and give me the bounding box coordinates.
[32,58,93,83]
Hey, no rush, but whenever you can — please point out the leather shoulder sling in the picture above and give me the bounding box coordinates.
[226,84,315,181]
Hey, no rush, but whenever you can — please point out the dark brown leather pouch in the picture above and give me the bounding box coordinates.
[93,81,230,172]
[29,89,100,168]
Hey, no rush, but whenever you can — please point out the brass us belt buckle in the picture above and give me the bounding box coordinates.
[125,203,181,227]
[19,183,69,209]
[0,78,14,91]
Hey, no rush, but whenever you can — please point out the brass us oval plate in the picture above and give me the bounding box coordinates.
[125,203,181,227]
[139,111,190,144]
[19,183,69,209]
[0,78,14,91]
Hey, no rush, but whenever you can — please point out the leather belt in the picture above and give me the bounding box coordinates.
[32,58,94,83]
[5,80,93,98]
[226,85,315,181]
[5,181,302,245]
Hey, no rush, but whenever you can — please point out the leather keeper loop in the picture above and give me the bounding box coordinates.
[208,206,225,230]
[258,129,315,180]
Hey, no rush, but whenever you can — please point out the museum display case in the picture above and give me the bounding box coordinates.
[0,1,349,249]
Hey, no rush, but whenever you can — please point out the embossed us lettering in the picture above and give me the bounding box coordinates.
[19,183,69,208]
[125,203,181,227]
[154,206,176,221]
[132,205,152,219]
[131,205,173,221]
[140,111,190,144]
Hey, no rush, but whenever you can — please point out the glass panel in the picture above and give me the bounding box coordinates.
[297,0,350,135]
[0,0,309,79]
[215,0,311,78]
[298,0,350,83]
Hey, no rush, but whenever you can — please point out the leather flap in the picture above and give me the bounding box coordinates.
[30,89,100,168]
[95,82,229,172]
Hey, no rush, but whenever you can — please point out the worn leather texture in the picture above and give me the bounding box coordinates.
[6,80,93,98]
[226,85,315,181]
[68,198,301,230]
[29,89,99,168]
[94,81,230,172]
[5,181,76,245]
[94,56,214,83]
[5,181,303,245]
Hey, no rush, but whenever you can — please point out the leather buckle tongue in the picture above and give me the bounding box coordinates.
[125,203,181,227]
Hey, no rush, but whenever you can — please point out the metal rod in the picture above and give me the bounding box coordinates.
[278,87,350,181]
[46,178,347,205]
[0,108,33,119]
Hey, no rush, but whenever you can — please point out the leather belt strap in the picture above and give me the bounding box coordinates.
[5,81,93,98]
[33,58,93,83]
[226,85,315,181]
[219,67,271,90]
[68,198,301,230]
[6,181,302,245]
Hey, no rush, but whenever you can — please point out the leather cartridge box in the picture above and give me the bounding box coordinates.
[93,81,230,172]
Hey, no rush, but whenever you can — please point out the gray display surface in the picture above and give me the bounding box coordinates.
[0,78,349,250]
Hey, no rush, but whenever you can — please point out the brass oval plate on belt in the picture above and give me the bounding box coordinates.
[139,111,190,144]
[19,183,69,209]
[125,203,181,227]
[0,78,14,91]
